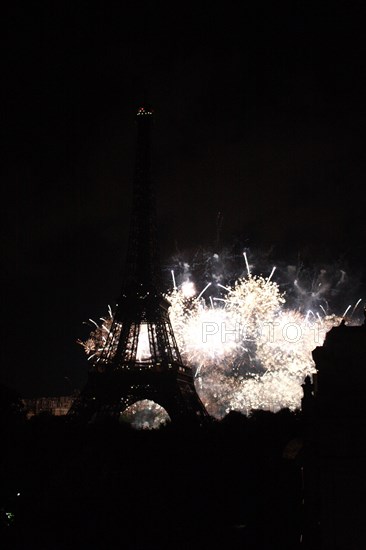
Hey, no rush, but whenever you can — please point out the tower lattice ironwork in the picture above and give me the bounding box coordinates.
[71,106,208,424]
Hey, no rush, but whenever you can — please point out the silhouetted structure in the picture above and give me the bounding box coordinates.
[302,315,366,550]
[22,395,74,418]
[70,107,208,424]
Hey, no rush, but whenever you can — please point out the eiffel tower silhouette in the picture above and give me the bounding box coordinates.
[70,106,208,425]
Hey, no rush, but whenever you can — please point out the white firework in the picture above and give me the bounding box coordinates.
[166,273,346,418]
[80,266,361,421]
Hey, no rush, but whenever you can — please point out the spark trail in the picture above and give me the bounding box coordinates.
[79,255,363,421]
[167,273,343,418]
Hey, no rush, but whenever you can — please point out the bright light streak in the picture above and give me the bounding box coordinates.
[171,270,177,290]
[266,266,276,284]
[197,282,212,300]
[342,305,351,317]
[351,298,362,317]
[243,252,251,277]
[218,283,230,291]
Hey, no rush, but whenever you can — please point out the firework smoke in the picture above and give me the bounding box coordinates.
[167,274,342,418]
[79,248,363,423]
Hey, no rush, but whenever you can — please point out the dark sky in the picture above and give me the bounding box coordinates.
[2,2,366,396]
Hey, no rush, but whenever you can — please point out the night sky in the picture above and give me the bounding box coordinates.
[3,2,366,397]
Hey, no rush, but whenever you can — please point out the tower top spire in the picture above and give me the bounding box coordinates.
[123,103,160,292]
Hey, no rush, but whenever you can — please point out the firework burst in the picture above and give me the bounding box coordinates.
[166,272,344,417]
[79,254,363,421]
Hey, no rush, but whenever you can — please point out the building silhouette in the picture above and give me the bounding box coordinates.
[302,314,366,549]
[22,395,74,418]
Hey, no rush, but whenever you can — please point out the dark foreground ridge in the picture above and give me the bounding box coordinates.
[1,407,302,550]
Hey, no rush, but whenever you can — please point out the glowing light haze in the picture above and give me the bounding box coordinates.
[167,274,341,417]
[79,253,363,421]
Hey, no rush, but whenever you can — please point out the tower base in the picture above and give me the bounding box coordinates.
[69,368,209,426]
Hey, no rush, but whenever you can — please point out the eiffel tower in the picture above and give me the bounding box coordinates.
[71,106,209,425]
